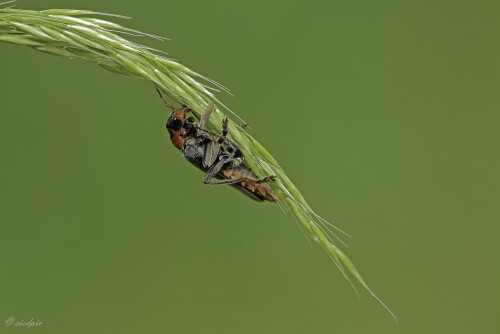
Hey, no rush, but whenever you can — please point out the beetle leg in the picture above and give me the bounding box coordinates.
[204,174,277,186]
[204,177,248,185]
[155,86,175,110]
[217,116,229,144]
[194,127,240,148]
[199,102,213,129]
[251,175,278,183]
[202,155,232,184]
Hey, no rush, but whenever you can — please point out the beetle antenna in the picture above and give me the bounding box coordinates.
[155,86,175,111]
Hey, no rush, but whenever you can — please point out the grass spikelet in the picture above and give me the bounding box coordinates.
[0,3,396,321]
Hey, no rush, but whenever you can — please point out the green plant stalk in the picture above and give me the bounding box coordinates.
[0,4,396,321]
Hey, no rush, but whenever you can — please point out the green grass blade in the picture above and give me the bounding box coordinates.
[0,5,396,321]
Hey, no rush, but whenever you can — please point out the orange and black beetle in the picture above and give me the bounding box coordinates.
[156,87,277,202]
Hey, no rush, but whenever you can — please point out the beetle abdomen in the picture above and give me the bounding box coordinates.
[220,166,277,202]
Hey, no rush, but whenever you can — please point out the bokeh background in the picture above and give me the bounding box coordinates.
[1,1,499,333]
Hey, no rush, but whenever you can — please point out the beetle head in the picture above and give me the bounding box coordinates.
[166,105,190,132]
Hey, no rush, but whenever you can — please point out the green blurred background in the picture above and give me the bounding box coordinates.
[1,0,499,333]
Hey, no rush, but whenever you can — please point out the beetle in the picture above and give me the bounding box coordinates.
[156,87,277,202]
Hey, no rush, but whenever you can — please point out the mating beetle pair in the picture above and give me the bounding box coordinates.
[156,88,277,202]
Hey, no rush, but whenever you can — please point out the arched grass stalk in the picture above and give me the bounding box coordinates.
[0,2,396,321]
